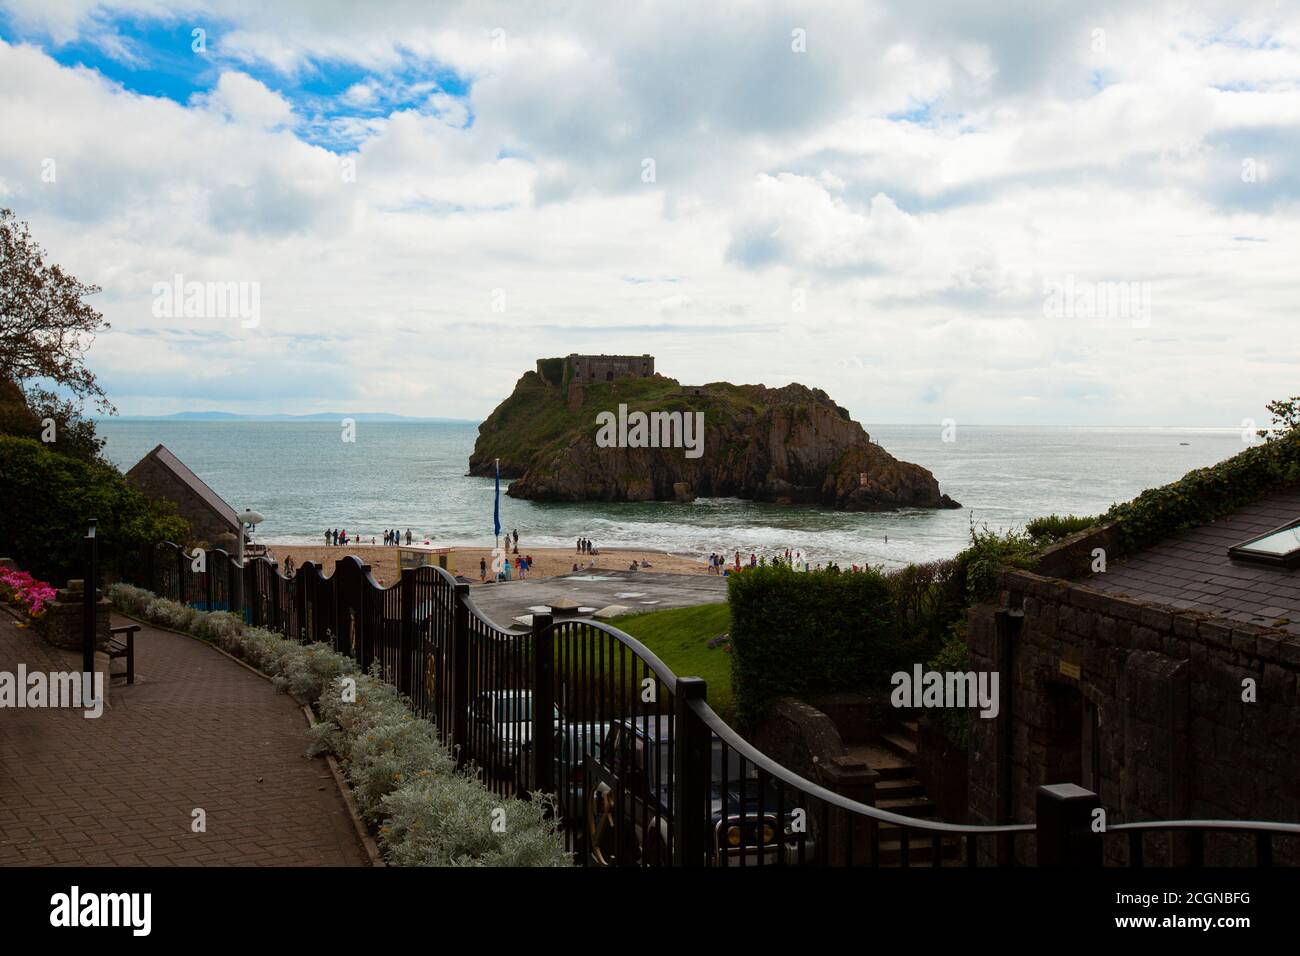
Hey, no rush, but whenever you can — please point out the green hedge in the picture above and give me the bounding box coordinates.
[728,563,955,724]
[1024,513,1098,544]
[1105,428,1300,554]
[0,435,188,584]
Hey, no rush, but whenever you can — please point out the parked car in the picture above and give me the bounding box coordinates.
[549,720,609,812]
[586,716,810,866]
[467,690,560,768]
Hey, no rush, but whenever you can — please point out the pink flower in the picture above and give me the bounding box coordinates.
[0,568,57,619]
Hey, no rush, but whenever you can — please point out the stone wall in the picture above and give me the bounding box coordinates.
[37,581,111,652]
[968,567,1300,865]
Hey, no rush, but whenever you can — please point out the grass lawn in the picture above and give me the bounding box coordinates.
[608,602,734,718]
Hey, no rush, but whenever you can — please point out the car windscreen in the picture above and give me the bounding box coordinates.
[494,697,533,722]
[645,739,756,780]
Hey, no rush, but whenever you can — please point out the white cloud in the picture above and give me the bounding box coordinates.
[195,71,294,128]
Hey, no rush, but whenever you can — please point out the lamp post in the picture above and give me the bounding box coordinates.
[236,509,264,614]
[236,509,265,564]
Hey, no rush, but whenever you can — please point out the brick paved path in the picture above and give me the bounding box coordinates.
[0,612,368,866]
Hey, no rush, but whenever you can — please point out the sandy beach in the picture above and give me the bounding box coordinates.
[262,543,711,586]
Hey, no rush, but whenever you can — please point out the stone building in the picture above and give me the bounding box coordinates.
[967,488,1300,864]
[562,353,654,383]
[126,444,242,546]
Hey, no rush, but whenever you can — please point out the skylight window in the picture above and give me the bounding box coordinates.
[1228,520,1300,568]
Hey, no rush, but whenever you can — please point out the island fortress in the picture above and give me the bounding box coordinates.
[537,353,654,384]
[471,356,961,510]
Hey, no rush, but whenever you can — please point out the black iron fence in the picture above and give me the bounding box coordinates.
[142,540,1300,867]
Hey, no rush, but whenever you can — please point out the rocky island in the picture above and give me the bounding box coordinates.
[468,354,961,511]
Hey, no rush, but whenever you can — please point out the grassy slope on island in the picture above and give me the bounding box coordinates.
[608,602,734,718]
[471,371,769,476]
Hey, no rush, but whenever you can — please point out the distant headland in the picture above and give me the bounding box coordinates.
[468,354,961,511]
[104,412,475,423]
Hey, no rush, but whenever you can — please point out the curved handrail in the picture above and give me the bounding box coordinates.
[542,617,680,695]
[1108,819,1300,835]
[688,695,1035,836]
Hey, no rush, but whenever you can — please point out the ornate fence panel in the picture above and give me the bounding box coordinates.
[207,549,234,612]
[463,603,533,798]
[153,542,182,603]
[143,540,1300,868]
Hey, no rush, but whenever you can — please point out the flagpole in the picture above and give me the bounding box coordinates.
[493,458,501,578]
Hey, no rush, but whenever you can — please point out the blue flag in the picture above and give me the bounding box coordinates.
[493,459,501,539]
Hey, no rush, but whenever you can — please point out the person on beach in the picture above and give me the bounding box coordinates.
[479,557,487,582]
[576,537,582,553]
[324,529,330,546]
[405,529,412,544]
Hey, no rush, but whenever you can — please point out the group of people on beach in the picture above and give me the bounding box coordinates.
[703,548,877,574]
[707,549,818,574]
[576,537,598,555]
[480,550,533,583]
[323,528,414,547]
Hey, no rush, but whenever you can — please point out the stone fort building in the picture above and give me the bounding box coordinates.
[537,353,655,385]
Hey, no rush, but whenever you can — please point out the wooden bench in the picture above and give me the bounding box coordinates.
[109,624,139,685]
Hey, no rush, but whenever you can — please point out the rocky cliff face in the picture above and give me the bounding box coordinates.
[468,373,960,511]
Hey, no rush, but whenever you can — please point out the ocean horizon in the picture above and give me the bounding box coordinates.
[96,419,1248,569]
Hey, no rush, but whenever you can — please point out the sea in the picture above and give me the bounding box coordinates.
[96,421,1247,570]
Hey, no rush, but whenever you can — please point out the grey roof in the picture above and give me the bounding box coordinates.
[128,444,241,530]
[1089,485,1300,636]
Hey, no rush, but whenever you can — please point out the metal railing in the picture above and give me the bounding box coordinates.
[143,541,1300,867]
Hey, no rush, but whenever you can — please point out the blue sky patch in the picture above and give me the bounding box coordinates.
[0,10,473,151]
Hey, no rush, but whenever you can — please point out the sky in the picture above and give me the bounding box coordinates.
[0,0,1297,426]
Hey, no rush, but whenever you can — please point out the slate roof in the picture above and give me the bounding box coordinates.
[127,443,241,531]
[1089,485,1300,636]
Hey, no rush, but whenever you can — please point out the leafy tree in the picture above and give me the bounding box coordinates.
[0,208,110,460]
[0,435,188,584]
[1258,396,1300,442]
